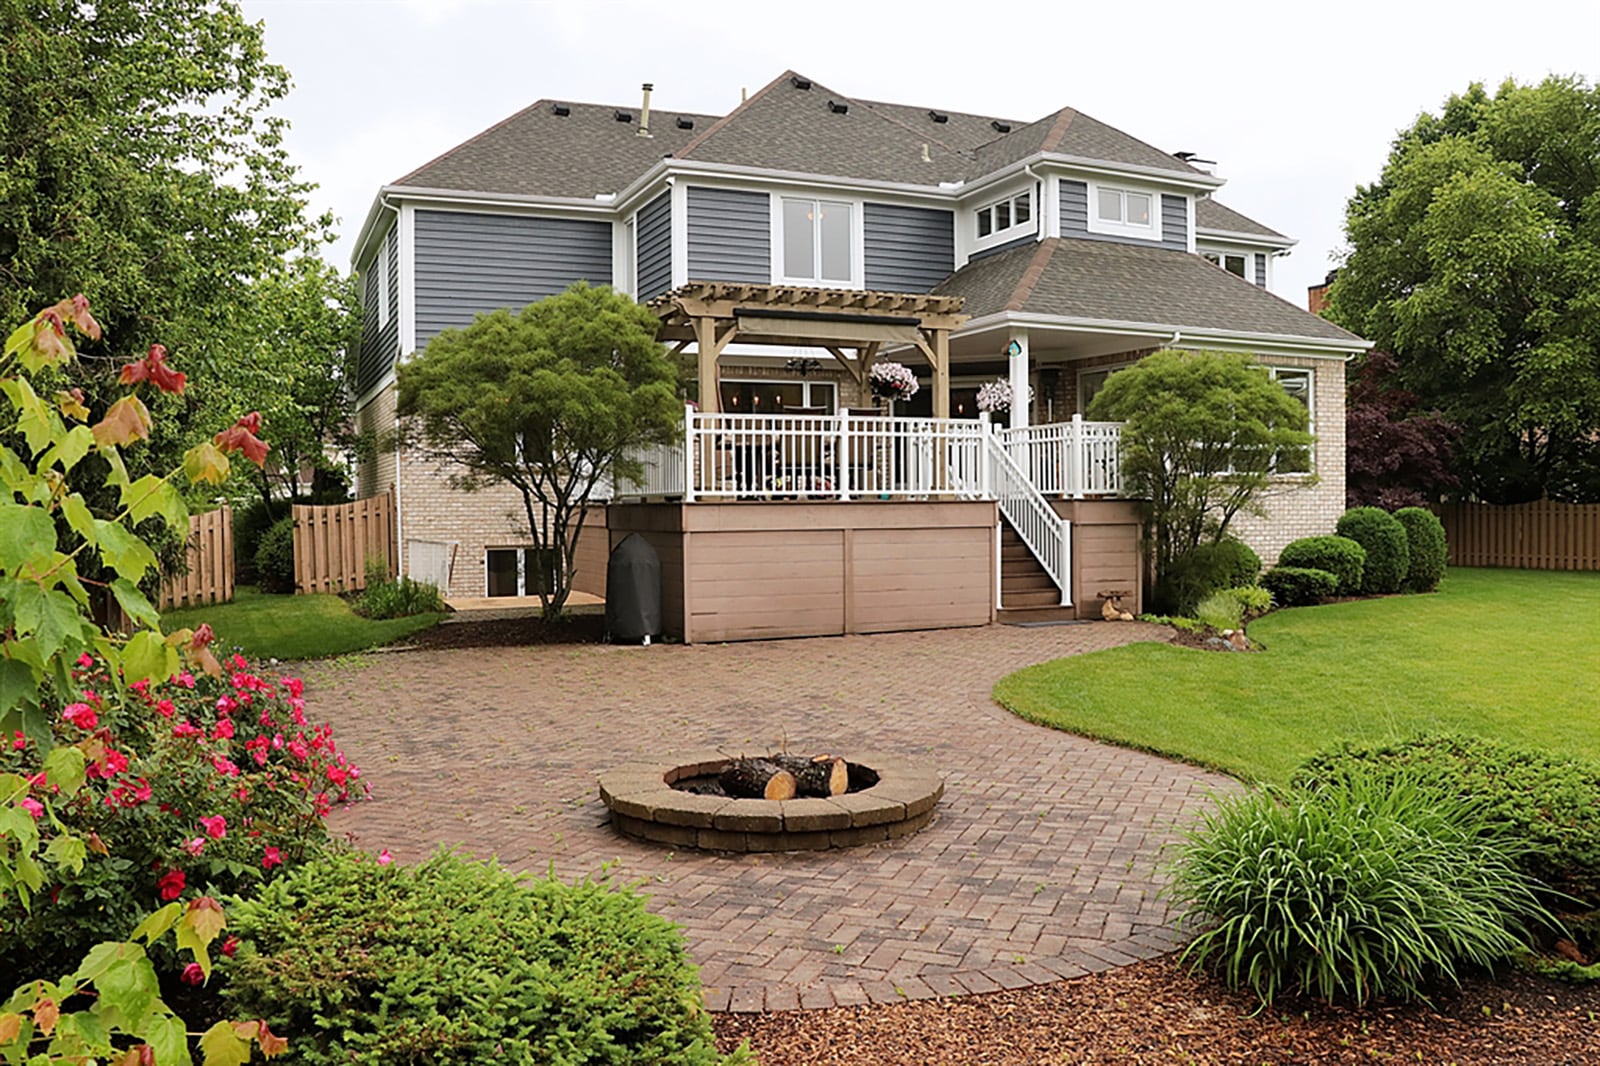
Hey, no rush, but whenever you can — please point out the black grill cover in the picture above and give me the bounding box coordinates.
[605,533,662,642]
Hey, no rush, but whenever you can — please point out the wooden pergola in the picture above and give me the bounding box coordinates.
[649,283,969,417]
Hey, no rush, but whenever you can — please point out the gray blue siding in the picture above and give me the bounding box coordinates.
[356,224,400,396]
[1160,194,1188,251]
[863,203,954,292]
[1060,180,1177,248]
[413,209,612,344]
[1253,253,1267,287]
[635,192,672,300]
[686,186,770,284]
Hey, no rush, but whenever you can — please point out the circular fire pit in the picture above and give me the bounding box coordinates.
[597,750,943,853]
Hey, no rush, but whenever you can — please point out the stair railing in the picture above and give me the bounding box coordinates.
[983,418,1071,607]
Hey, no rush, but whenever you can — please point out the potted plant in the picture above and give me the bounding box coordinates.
[868,361,919,413]
[976,377,1033,416]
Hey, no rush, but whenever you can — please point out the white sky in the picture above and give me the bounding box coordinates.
[242,0,1598,308]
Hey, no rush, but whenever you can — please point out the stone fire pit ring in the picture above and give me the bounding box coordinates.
[598,750,944,853]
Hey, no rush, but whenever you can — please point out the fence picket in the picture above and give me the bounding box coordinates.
[1440,500,1599,571]
[291,489,397,594]
[159,506,234,609]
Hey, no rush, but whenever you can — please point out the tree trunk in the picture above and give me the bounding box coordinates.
[771,754,849,797]
[718,759,797,801]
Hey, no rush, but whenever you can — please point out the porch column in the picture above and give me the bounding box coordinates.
[1007,328,1030,430]
[693,316,719,415]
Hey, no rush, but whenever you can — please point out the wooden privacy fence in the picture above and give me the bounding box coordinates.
[1440,500,1600,571]
[159,506,234,610]
[292,489,397,594]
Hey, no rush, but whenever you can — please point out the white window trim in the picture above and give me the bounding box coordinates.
[1265,365,1316,474]
[1198,242,1269,287]
[374,241,391,329]
[771,194,864,288]
[971,187,1035,254]
[1086,181,1162,242]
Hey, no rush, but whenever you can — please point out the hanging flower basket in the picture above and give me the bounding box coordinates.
[868,361,920,402]
[975,378,1032,415]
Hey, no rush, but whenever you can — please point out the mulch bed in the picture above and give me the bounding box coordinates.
[714,955,1600,1065]
[402,612,607,651]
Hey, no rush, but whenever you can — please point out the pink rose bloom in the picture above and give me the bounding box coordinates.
[211,755,240,778]
[180,962,205,986]
[62,703,97,730]
[21,797,43,820]
[77,653,95,669]
[211,719,235,740]
[377,849,393,866]
[220,935,240,958]
[173,721,202,739]
[198,815,227,840]
[157,869,186,901]
[177,672,196,689]
[12,731,26,751]
[261,846,282,870]
[183,837,206,856]
[155,699,176,718]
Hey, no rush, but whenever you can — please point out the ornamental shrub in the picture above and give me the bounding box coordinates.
[356,575,447,619]
[1394,507,1448,592]
[255,515,296,593]
[1225,585,1273,618]
[1336,506,1410,594]
[1295,735,1600,909]
[1260,566,1340,607]
[1194,591,1244,632]
[1152,537,1262,615]
[1276,535,1365,594]
[224,851,751,1066]
[1169,771,1552,1006]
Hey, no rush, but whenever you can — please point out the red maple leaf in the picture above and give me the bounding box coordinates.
[50,294,102,341]
[215,411,269,466]
[118,343,186,394]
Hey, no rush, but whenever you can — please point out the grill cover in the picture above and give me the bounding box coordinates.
[605,533,662,642]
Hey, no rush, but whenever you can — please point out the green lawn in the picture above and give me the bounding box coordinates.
[162,586,444,662]
[994,568,1600,785]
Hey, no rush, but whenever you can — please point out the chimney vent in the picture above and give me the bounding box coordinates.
[637,82,654,137]
[828,99,848,114]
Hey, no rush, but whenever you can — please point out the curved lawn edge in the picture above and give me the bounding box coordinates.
[163,586,446,662]
[991,569,1600,786]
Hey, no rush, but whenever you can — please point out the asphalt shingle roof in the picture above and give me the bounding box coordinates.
[933,238,1362,344]
[1195,197,1289,240]
[393,100,719,197]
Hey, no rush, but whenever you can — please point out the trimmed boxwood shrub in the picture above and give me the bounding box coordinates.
[254,515,296,594]
[1169,769,1550,1005]
[224,851,749,1066]
[1394,506,1448,592]
[1276,535,1366,594]
[1154,537,1262,615]
[1295,735,1600,908]
[1336,506,1410,594]
[1261,566,1339,607]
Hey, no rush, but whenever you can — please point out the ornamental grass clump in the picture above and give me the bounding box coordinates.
[1169,772,1552,1006]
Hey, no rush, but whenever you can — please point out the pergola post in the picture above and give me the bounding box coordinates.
[931,329,951,420]
[693,316,720,415]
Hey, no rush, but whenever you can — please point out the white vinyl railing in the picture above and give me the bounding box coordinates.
[984,432,1072,606]
[995,415,1123,498]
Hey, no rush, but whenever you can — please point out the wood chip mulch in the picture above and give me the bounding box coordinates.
[402,612,607,651]
[714,955,1600,1065]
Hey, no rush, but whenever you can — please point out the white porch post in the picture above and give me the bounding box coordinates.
[836,407,851,501]
[681,403,697,503]
[1007,328,1030,431]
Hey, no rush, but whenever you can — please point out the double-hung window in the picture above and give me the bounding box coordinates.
[781,198,853,284]
[1089,184,1159,240]
[1268,367,1314,473]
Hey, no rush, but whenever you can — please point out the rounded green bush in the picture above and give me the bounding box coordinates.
[1154,537,1263,615]
[1336,507,1410,595]
[1276,535,1365,594]
[223,851,748,1066]
[1393,507,1448,592]
[254,515,296,594]
[1169,771,1551,1006]
[1259,566,1339,608]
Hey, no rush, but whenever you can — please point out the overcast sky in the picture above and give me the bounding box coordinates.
[240,0,1597,308]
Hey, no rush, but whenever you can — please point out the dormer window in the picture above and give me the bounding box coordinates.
[1203,251,1249,278]
[1087,182,1161,241]
[974,190,1032,242]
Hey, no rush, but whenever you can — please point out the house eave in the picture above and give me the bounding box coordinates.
[379,184,622,215]
[959,310,1371,357]
[1196,227,1297,250]
[350,195,398,272]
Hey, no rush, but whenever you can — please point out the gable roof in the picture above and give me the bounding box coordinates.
[1195,197,1290,241]
[934,238,1362,345]
[393,99,719,198]
[969,106,1207,177]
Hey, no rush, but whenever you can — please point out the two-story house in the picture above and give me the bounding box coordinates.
[351,71,1368,639]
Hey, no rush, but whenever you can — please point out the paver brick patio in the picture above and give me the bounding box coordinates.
[301,621,1240,1012]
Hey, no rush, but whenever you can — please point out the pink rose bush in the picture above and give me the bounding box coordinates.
[0,652,366,975]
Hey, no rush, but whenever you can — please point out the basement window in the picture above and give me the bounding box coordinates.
[486,548,558,597]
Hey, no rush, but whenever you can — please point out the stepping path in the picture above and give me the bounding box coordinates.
[302,622,1239,1012]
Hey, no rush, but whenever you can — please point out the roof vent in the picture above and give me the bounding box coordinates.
[614,109,633,123]
[676,116,694,130]
[828,99,849,114]
[991,120,1012,133]
[551,103,571,117]
[928,110,949,123]
[1173,149,1217,167]
[791,75,812,90]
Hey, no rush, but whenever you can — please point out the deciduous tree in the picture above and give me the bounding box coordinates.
[397,283,682,619]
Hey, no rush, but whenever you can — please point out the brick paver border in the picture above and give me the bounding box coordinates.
[303,621,1240,1012]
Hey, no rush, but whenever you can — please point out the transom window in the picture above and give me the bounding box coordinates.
[975,190,1032,240]
[781,198,853,284]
